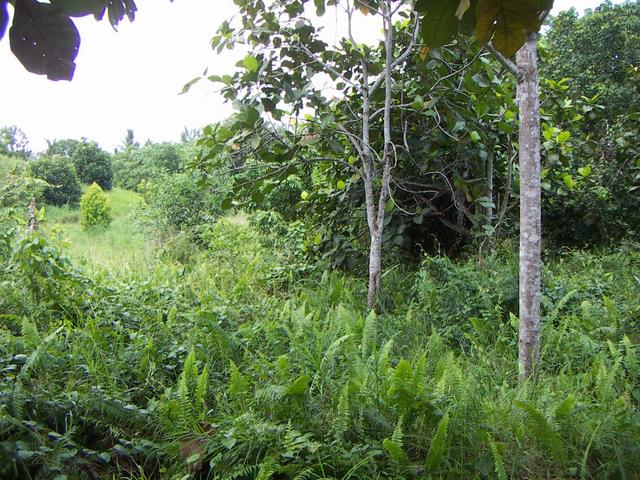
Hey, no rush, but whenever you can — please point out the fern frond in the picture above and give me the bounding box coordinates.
[20,316,41,349]
[195,362,209,418]
[426,409,450,471]
[514,400,567,465]
[487,434,507,480]
[334,383,350,439]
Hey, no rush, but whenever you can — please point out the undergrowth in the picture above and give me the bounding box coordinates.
[0,213,638,479]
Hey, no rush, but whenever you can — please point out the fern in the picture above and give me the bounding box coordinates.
[228,360,250,398]
[178,367,195,432]
[334,383,350,439]
[20,316,41,348]
[426,409,450,471]
[195,361,209,418]
[514,400,567,465]
[487,434,507,480]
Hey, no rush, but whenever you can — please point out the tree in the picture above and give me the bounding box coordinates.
[31,155,82,206]
[193,0,429,308]
[543,2,640,117]
[71,141,114,190]
[120,128,139,150]
[0,0,138,80]
[415,0,553,380]
[0,125,31,158]
[516,32,542,381]
[46,138,81,158]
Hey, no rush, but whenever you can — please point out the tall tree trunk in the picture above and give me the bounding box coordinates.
[516,32,542,381]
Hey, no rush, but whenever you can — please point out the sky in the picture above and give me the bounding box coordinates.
[0,0,622,153]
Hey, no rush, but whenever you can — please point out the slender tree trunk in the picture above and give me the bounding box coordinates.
[367,231,383,308]
[27,197,38,233]
[516,32,542,381]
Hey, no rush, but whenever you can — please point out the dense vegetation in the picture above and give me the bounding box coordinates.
[0,1,639,479]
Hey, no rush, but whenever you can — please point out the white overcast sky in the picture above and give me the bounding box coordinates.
[0,0,621,153]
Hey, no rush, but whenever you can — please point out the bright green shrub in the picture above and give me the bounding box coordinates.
[72,141,113,190]
[80,182,112,230]
[30,156,82,206]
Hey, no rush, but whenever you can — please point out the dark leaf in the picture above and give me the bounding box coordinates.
[418,0,460,48]
[49,0,106,17]
[10,0,80,81]
[475,0,540,57]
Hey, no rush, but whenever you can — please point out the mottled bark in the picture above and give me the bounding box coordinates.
[367,231,383,308]
[27,197,38,232]
[516,32,542,381]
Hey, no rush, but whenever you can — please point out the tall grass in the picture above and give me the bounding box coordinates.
[43,187,156,273]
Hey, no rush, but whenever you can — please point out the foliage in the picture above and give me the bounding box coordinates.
[0,218,638,479]
[46,137,81,158]
[30,155,82,206]
[80,182,112,230]
[0,125,31,158]
[416,0,554,56]
[71,140,114,190]
[113,142,190,191]
[543,2,640,117]
[140,171,224,235]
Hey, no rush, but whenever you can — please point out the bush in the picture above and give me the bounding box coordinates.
[141,171,224,234]
[80,182,112,230]
[31,156,82,206]
[72,141,113,190]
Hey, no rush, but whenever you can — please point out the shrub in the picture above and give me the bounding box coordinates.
[141,171,224,234]
[80,182,112,230]
[72,141,113,190]
[30,156,82,206]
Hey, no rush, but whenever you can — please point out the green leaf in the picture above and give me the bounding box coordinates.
[180,76,201,95]
[418,0,459,48]
[562,174,575,190]
[470,130,481,142]
[382,438,408,463]
[556,130,571,144]
[10,0,81,80]
[578,165,592,178]
[286,374,310,395]
[475,0,541,57]
[336,180,346,190]
[426,410,450,470]
[242,54,259,72]
[514,400,567,464]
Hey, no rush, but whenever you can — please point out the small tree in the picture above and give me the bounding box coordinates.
[80,183,112,230]
[72,141,113,190]
[31,156,82,206]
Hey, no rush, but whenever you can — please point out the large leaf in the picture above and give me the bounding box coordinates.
[475,0,540,57]
[49,0,107,18]
[418,0,460,48]
[9,0,80,80]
